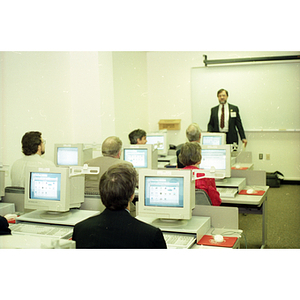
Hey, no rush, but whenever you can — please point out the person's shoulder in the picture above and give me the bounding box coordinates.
[74,213,100,229]
[133,216,161,232]
[228,103,238,109]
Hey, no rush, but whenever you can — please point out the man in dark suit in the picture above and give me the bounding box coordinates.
[72,163,167,249]
[207,89,247,147]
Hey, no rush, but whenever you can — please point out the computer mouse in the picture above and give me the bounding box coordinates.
[213,234,224,243]
[247,188,254,194]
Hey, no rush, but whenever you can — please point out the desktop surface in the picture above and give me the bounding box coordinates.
[17,209,100,226]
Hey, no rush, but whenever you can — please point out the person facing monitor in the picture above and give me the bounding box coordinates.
[176,123,201,168]
[72,163,167,249]
[11,131,55,187]
[84,136,133,194]
[128,129,147,145]
[179,142,221,206]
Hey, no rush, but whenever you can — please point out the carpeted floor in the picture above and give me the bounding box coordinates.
[238,184,300,249]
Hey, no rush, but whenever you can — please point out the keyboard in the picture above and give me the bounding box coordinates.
[9,223,73,239]
[163,232,196,249]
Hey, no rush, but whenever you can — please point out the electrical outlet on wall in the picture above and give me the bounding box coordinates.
[259,153,263,160]
[266,154,270,160]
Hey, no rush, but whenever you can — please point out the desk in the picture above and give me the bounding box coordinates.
[191,227,242,249]
[220,186,269,249]
[231,163,254,170]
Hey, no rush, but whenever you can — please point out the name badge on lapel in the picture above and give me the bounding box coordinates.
[230,111,236,118]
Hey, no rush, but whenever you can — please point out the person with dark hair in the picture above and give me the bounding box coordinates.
[128,129,147,144]
[179,142,221,206]
[176,123,201,168]
[72,163,167,249]
[10,131,55,187]
[84,136,133,194]
[207,89,247,146]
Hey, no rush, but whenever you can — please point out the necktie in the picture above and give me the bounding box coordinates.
[220,104,225,129]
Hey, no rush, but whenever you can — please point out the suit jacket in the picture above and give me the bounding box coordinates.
[207,103,246,144]
[72,208,167,249]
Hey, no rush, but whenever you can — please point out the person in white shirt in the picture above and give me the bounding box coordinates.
[10,131,55,187]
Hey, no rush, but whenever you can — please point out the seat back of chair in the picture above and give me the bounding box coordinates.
[195,189,212,205]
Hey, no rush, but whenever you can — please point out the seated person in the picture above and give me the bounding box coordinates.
[177,123,201,168]
[128,129,147,144]
[179,142,221,206]
[72,163,167,249]
[84,136,133,194]
[11,131,55,187]
[0,216,11,236]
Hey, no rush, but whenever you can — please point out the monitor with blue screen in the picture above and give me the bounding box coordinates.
[137,169,195,223]
[25,167,85,213]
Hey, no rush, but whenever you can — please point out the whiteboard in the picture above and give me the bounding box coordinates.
[191,62,300,131]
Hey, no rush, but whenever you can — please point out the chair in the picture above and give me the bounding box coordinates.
[195,189,212,205]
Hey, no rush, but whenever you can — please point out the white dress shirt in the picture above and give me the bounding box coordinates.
[218,102,229,132]
[11,154,56,187]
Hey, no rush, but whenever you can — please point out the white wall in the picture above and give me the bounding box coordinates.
[112,51,148,145]
[1,51,118,185]
[1,51,299,184]
[146,51,300,180]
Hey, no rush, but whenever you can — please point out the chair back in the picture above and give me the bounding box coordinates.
[195,189,212,205]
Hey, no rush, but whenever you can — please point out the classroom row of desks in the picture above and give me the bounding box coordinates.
[1,167,268,249]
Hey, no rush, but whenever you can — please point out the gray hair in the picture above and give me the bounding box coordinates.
[102,136,122,157]
[186,123,201,142]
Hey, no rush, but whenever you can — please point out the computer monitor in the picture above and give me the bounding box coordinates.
[198,145,231,178]
[146,131,168,157]
[200,132,226,146]
[0,170,5,198]
[54,144,93,167]
[24,167,85,213]
[122,144,158,170]
[137,169,195,224]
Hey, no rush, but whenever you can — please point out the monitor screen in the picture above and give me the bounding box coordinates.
[30,172,61,201]
[124,148,148,168]
[25,167,85,213]
[200,132,226,146]
[137,169,195,222]
[198,145,231,178]
[0,170,5,198]
[144,176,184,208]
[57,147,79,166]
[54,144,93,167]
[122,144,157,170]
[146,132,168,156]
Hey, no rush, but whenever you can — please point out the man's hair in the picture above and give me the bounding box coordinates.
[128,129,146,144]
[100,163,137,210]
[217,89,229,97]
[186,123,201,142]
[179,142,202,167]
[21,131,42,155]
[101,136,122,157]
